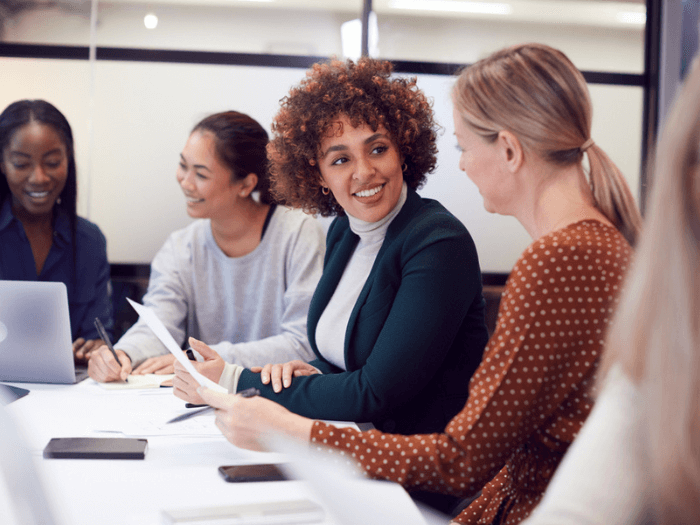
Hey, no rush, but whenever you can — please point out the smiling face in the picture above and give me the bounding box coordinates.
[318,116,404,222]
[176,129,245,220]
[453,107,512,215]
[2,121,69,219]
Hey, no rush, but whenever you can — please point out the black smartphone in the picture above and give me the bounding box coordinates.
[218,463,289,483]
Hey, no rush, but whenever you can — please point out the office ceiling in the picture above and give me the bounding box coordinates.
[0,0,647,30]
[0,0,645,9]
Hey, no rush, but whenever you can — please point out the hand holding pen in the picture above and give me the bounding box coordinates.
[89,318,132,383]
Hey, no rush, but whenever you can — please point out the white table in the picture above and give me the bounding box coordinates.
[2,380,435,525]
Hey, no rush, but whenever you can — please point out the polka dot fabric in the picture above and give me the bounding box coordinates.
[310,220,633,524]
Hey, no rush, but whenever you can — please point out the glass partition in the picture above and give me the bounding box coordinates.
[0,0,649,273]
[0,0,364,56]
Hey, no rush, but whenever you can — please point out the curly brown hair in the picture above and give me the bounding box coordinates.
[268,57,439,216]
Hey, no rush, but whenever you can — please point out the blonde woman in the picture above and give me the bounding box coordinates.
[197,44,641,524]
[521,57,700,525]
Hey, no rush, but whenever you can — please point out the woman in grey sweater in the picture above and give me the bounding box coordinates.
[88,111,325,383]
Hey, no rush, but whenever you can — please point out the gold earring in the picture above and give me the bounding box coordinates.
[402,163,408,172]
[321,186,330,196]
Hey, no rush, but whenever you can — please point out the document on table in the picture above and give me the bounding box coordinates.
[117,409,221,437]
[127,298,226,393]
[162,499,325,525]
[97,374,174,390]
[91,389,223,437]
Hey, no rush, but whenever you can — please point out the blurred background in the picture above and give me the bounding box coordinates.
[0,0,689,277]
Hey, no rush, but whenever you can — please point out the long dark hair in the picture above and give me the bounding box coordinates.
[192,111,273,204]
[0,100,79,276]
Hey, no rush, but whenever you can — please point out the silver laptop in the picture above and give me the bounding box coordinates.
[0,280,87,384]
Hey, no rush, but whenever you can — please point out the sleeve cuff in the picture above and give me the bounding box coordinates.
[218,362,245,393]
[309,421,333,444]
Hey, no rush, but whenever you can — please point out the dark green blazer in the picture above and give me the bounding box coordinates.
[238,188,488,434]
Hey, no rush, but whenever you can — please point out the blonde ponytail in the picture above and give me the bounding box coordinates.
[586,144,642,246]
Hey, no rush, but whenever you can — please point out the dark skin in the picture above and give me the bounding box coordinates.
[3,121,103,362]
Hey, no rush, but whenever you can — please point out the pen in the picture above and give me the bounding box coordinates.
[167,387,260,424]
[93,317,127,382]
[167,405,212,424]
[238,387,261,398]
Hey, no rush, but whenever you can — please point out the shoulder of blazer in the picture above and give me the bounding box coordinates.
[383,187,468,251]
[324,214,352,262]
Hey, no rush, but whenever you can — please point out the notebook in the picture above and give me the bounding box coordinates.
[0,280,88,384]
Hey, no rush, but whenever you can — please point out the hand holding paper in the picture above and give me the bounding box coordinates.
[126,298,227,394]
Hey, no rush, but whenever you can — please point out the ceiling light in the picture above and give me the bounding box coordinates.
[616,11,646,25]
[389,0,512,15]
[144,13,158,29]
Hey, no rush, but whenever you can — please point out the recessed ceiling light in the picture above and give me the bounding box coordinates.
[616,11,646,25]
[144,13,158,29]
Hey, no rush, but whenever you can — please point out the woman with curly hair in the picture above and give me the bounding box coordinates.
[173,57,489,442]
[195,44,640,525]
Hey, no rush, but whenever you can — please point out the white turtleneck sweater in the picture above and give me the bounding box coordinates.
[314,182,408,370]
[218,183,408,392]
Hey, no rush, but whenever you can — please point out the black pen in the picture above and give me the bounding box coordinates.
[238,387,261,398]
[166,387,260,424]
[93,317,127,383]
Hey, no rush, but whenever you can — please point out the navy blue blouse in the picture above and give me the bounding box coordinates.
[0,197,114,341]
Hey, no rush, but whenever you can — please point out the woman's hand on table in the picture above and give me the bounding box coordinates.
[250,360,321,393]
[173,337,225,404]
[132,354,177,375]
[87,346,132,382]
[198,386,314,451]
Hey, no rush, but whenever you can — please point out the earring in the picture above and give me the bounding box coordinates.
[402,163,408,172]
[56,197,62,205]
[321,186,330,196]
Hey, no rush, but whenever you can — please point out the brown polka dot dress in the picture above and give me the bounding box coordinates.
[309,220,633,524]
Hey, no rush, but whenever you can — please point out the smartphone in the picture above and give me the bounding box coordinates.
[218,463,289,483]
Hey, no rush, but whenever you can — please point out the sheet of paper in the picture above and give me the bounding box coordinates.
[116,410,222,437]
[126,298,227,393]
[97,374,174,390]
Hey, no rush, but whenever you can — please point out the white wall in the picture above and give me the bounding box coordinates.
[417,74,642,272]
[0,57,642,272]
[0,3,645,272]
